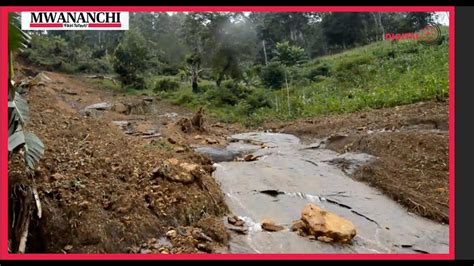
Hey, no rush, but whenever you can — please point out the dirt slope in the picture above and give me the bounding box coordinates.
[8,69,236,254]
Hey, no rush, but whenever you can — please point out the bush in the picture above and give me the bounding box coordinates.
[197,81,218,93]
[245,89,272,110]
[153,77,180,92]
[205,85,239,106]
[306,63,331,80]
[77,58,113,74]
[260,62,286,89]
[161,65,180,76]
[171,90,199,106]
[125,75,147,91]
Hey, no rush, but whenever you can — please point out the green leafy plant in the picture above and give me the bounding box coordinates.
[260,61,286,89]
[153,77,180,92]
[8,12,45,255]
[8,13,44,169]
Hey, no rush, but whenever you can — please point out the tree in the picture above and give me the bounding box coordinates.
[274,41,307,66]
[260,61,286,89]
[112,29,149,89]
[322,12,370,50]
[185,53,202,93]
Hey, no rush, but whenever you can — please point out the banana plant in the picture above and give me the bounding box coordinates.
[8,12,44,170]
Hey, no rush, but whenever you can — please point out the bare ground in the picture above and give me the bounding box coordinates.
[9,68,239,254]
[268,101,449,223]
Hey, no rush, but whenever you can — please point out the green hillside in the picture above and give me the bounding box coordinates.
[161,37,448,125]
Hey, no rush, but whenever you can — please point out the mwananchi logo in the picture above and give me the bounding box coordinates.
[21,12,129,30]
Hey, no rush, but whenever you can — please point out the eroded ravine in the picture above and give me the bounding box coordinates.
[199,132,449,254]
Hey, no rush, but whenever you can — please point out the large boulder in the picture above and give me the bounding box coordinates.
[300,203,356,243]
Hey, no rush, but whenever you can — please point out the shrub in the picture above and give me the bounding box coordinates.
[171,90,198,106]
[260,62,286,89]
[153,77,180,92]
[306,63,331,80]
[161,65,180,76]
[197,82,218,93]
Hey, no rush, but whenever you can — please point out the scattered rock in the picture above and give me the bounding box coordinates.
[61,88,77,95]
[261,219,284,232]
[140,249,152,254]
[300,203,356,243]
[29,72,51,87]
[228,216,237,224]
[63,245,73,251]
[112,103,129,114]
[180,162,198,173]
[175,147,186,153]
[160,112,178,119]
[168,173,194,184]
[327,134,348,143]
[167,137,177,144]
[205,138,219,144]
[78,201,90,210]
[227,216,244,227]
[143,97,154,102]
[194,135,203,140]
[51,173,64,181]
[191,228,213,242]
[227,226,248,235]
[244,154,259,161]
[111,121,130,129]
[167,158,180,166]
[290,220,305,232]
[84,102,112,110]
[196,243,212,253]
[156,159,200,184]
[166,230,177,238]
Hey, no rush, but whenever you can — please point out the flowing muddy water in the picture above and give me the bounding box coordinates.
[196,132,449,254]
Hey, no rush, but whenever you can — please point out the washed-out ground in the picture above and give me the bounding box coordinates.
[8,66,449,254]
[269,101,449,224]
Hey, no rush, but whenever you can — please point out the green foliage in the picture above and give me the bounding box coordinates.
[274,41,307,66]
[8,14,44,170]
[112,29,149,90]
[167,38,448,126]
[305,62,331,81]
[153,77,181,92]
[22,34,113,74]
[260,62,286,89]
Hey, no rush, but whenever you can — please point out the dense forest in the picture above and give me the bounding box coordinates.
[20,12,448,124]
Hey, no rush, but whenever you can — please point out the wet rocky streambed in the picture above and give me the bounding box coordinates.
[194,132,449,254]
